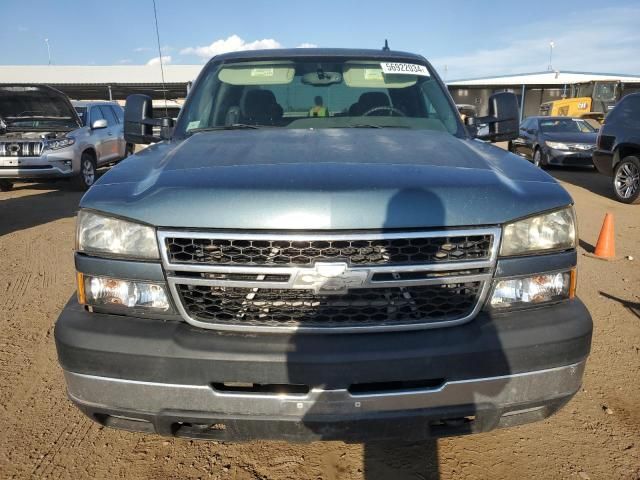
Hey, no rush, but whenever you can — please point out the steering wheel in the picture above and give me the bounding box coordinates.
[362,106,406,117]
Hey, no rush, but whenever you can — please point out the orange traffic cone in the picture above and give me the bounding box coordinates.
[594,213,615,259]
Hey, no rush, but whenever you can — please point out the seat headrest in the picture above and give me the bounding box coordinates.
[358,92,390,111]
[242,90,282,123]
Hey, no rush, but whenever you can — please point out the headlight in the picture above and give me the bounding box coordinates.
[46,137,75,150]
[500,207,576,256]
[77,274,170,311]
[77,210,159,259]
[545,141,569,150]
[489,270,575,309]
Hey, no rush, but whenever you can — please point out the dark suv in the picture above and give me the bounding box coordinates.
[593,93,640,204]
[54,49,592,442]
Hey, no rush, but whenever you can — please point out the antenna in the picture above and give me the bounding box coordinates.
[152,0,168,117]
[382,39,390,51]
[44,38,52,65]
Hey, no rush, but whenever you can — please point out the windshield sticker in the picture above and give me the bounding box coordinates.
[380,62,429,76]
[364,69,384,81]
[186,120,201,130]
[250,68,275,78]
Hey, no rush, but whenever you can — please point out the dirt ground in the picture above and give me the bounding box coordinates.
[0,167,638,480]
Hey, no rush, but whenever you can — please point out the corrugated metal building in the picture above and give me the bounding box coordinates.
[447,71,640,120]
[2,65,640,120]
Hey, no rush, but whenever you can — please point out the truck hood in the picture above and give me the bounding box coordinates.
[0,84,81,131]
[83,129,573,229]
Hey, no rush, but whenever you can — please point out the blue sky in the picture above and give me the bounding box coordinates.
[1,0,639,79]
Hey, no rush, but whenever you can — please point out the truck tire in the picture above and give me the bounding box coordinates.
[613,155,640,204]
[0,179,13,192]
[72,152,97,191]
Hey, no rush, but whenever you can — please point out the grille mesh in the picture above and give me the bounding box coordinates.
[176,282,481,328]
[0,141,43,157]
[166,235,492,266]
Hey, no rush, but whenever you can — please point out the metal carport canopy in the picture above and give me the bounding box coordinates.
[0,65,204,100]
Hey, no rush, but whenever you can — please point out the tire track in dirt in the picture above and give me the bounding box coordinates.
[1,271,32,311]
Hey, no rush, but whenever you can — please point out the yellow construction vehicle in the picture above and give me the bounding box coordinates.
[539,80,640,123]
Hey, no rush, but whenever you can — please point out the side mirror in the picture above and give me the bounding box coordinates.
[124,94,156,144]
[91,119,108,130]
[474,92,520,142]
[124,94,175,144]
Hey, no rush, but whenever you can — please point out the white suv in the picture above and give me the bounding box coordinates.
[0,85,130,191]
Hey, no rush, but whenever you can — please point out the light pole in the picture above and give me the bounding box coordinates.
[548,41,554,71]
[44,38,52,65]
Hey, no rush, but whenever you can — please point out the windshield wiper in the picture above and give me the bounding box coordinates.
[187,124,262,135]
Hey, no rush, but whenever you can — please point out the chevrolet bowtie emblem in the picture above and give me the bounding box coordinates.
[293,262,368,294]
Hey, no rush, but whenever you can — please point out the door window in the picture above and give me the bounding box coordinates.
[109,105,124,123]
[99,105,118,126]
[90,106,105,125]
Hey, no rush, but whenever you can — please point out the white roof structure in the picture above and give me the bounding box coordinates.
[448,70,640,86]
[0,65,204,85]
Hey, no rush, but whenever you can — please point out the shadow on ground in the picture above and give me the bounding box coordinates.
[599,291,640,320]
[0,184,83,237]
[548,167,615,201]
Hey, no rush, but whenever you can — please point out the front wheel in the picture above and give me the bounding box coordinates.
[533,149,546,168]
[72,153,97,191]
[0,179,13,191]
[613,155,640,204]
[125,143,135,157]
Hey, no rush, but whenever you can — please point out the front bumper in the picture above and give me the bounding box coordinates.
[0,151,76,179]
[55,298,592,442]
[545,148,595,167]
[65,361,584,442]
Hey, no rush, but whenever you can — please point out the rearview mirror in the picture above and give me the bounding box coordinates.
[91,119,107,130]
[124,94,175,144]
[473,92,520,142]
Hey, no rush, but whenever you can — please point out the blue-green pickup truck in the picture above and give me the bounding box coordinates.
[55,48,592,442]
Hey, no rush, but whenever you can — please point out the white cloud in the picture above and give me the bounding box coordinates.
[134,47,152,53]
[433,6,640,80]
[146,55,172,66]
[180,34,282,58]
[297,43,318,48]
[117,58,133,64]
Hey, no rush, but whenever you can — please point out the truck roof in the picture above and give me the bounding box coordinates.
[210,48,427,63]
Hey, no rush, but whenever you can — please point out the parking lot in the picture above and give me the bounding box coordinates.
[0,166,637,480]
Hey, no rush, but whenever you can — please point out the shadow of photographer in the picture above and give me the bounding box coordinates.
[283,188,511,479]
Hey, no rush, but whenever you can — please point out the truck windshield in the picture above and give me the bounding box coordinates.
[177,58,460,136]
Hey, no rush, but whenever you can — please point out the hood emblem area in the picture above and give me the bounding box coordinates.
[292,262,368,294]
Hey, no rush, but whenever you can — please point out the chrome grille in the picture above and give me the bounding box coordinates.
[165,234,492,266]
[160,229,500,333]
[0,141,44,157]
[176,282,482,328]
